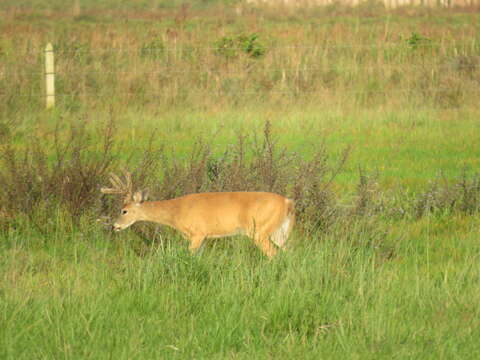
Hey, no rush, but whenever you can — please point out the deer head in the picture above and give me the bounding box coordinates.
[101,171,148,231]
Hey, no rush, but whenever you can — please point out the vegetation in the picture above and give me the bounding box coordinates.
[1,2,480,358]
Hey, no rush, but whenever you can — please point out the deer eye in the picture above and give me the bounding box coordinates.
[121,209,128,215]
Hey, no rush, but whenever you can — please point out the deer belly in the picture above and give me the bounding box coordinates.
[206,227,246,239]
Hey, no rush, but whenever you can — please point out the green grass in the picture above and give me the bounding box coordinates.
[2,216,480,358]
[1,3,480,359]
[27,105,479,189]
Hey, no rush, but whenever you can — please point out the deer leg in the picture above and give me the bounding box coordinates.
[188,235,206,255]
[252,234,277,259]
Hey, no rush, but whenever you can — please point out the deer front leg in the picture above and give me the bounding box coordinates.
[188,235,206,255]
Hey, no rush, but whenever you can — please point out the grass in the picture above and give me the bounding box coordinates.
[1,2,480,359]
[2,216,480,358]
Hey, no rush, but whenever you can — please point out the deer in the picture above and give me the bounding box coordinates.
[100,171,295,258]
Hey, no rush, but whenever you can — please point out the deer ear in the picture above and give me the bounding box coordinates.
[133,191,144,204]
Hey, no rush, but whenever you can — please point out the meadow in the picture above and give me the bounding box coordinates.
[1,2,480,358]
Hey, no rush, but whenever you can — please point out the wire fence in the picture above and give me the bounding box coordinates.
[6,64,477,76]
[8,41,480,55]
[2,42,479,108]
[5,88,479,100]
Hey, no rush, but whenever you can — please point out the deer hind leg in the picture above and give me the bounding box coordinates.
[188,235,206,255]
[270,215,294,250]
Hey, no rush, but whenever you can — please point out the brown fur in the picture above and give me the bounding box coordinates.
[113,191,295,258]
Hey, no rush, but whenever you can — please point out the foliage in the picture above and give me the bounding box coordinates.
[405,32,432,50]
[214,33,266,59]
[140,38,165,60]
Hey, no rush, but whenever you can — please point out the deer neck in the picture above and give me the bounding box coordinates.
[139,200,177,228]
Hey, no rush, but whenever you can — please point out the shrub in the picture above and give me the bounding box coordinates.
[214,33,266,60]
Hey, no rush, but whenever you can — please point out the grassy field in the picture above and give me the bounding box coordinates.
[1,2,480,358]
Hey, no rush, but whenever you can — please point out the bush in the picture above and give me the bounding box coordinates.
[214,33,266,60]
[1,117,478,238]
[0,117,116,232]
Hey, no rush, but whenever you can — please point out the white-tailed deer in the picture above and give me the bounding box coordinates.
[101,171,295,258]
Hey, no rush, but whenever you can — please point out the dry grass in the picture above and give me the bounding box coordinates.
[1,5,479,116]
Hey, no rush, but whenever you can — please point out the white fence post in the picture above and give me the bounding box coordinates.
[73,0,81,17]
[45,43,55,109]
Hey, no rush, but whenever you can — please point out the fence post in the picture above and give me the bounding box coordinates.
[73,0,81,17]
[45,43,55,109]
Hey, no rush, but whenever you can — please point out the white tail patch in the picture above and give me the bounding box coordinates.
[270,216,292,249]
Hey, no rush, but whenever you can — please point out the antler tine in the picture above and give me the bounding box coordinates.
[100,171,135,203]
[100,187,122,194]
[123,170,133,198]
[100,172,125,194]
[109,172,125,190]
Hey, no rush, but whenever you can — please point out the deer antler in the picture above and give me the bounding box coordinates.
[101,170,133,204]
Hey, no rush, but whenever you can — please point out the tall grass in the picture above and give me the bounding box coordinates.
[1,4,480,359]
[1,4,479,117]
[1,115,478,234]
[2,212,480,358]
